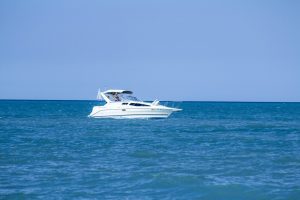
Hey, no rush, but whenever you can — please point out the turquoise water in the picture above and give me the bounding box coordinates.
[1,100,300,199]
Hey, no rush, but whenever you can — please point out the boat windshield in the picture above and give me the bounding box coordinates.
[105,93,140,102]
[119,94,140,102]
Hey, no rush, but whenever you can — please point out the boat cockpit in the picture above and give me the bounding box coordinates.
[100,90,142,103]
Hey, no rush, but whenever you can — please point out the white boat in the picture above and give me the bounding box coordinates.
[88,89,182,119]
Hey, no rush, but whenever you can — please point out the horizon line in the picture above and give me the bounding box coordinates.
[0,99,299,103]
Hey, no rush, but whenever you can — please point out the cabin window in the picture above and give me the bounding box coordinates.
[122,103,128,105]
[129,103,149,107]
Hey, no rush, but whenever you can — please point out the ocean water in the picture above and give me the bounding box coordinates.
[0,100,300,200]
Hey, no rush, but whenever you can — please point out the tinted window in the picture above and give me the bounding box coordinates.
[129,103,149,107]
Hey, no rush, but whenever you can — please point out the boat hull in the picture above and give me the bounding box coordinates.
[89,106,177,119]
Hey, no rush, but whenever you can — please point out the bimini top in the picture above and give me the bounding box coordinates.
[102,89,133,95]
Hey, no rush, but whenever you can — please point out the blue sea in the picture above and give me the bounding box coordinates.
[0,100,300,199]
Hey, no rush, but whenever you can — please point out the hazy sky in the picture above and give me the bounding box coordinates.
[1,0,299,101]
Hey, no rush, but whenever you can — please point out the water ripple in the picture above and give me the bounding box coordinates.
[1,101,300,199]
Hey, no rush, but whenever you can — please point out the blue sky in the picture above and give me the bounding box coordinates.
[0,0,299,101]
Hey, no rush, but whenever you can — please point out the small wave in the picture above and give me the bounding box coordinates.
[129,150,160,159]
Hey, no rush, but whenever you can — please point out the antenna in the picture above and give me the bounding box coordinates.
[96,89,102,100]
